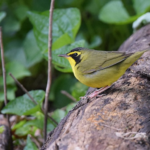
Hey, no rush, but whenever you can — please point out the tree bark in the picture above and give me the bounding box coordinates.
[42,24,150,150]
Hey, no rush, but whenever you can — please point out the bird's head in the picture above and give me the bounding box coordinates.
[59,47,85,66]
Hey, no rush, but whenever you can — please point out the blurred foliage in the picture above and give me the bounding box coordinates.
[0,0,150,148]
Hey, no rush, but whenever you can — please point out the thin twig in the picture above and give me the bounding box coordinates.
[44,0,55,142]
[61,90,77,102]
[30,135,41,149]
[0,27,9,121]
[0,28,7,106]
[9,73,37,105]
[0,27,13,148]
[9,73,58,125]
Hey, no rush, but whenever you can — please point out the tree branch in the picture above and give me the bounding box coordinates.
[44,0,55,142]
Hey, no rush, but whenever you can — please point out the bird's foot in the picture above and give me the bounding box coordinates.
[87,86,111,98]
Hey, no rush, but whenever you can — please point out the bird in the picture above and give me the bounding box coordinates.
[59,47,148,98]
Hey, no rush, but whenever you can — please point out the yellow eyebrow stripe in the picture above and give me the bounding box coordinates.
[68,51,81,56]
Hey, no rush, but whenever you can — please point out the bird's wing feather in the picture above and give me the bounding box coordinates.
[78,50,132,74]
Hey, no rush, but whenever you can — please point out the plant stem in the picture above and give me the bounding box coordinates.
[44,0,55,142]
[0,27,13,149]
[0,27,9,121]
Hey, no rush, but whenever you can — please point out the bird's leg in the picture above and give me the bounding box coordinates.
[88,86,111,98]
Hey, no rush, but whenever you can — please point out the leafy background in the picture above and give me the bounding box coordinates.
[0,0,150,149]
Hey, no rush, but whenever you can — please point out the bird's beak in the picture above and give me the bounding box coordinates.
[59,54,70,57]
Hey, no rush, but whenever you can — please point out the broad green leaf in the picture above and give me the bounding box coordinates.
[0,61,31,85]
[12,120,26,130]
[24,136,38,150]
[71,82,88,100]
[24,112,55,132]
[4,40,28,67]
[28,8,81,52]
[0,85,17,101]
[51,109,66,123]
[99,1,135,24]
[133,0,150,14]
[1,90,45,115]
[85,0,110,15]
[23,105,41,115]
[15,124,37,137]
[15,125,32,136]
[50,74,77,108]
[0,12,6,22]
[14,5,29,21]
[5,32,42,68]
[49,40,85,72]
[55,0,84,8]
[23,30,42,68]
[4,16,20,33]
[88,36,102,49]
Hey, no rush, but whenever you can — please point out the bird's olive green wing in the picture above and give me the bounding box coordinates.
[78,50,132,74]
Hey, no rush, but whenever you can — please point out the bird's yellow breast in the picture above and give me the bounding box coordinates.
[72,64,123,88]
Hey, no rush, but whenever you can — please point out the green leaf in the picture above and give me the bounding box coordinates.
[50,74,77,108]
[0,61,31,85]
[5,31,42,68]
[23,105,41,116]
[15,126,31,136]
[0,85,17,101]
[14,5,29,21]
[28,8,81,52]
[24,136,38,150]
[71,82,88,100]
[3,16,20,33]
[12,120,26,130]
[50,40,85,72]
[0,12,6,22]
[23,30,42,68]
[24,112,55,132]
[51,109,66,123]
[85,0,110,15]
[133,0,150,14]
[99,1,132,24]
[4,40,28,67]
[1,90,45,115]
[88,36,102,49]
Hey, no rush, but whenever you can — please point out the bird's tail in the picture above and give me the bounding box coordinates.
[121,49,149,70]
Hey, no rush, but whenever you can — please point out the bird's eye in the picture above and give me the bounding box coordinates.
[73,53,78,57]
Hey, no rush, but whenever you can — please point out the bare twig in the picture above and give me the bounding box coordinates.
[9,73,38,105]
[44,0,55,141]
[0,27,13,149]
[61,90,77,102]
[9,73,58,125]
[0,27,9,121]
[0,28,8,106]
[30,135,41,149]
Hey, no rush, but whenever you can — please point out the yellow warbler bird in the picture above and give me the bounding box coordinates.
[59,47,148,98]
